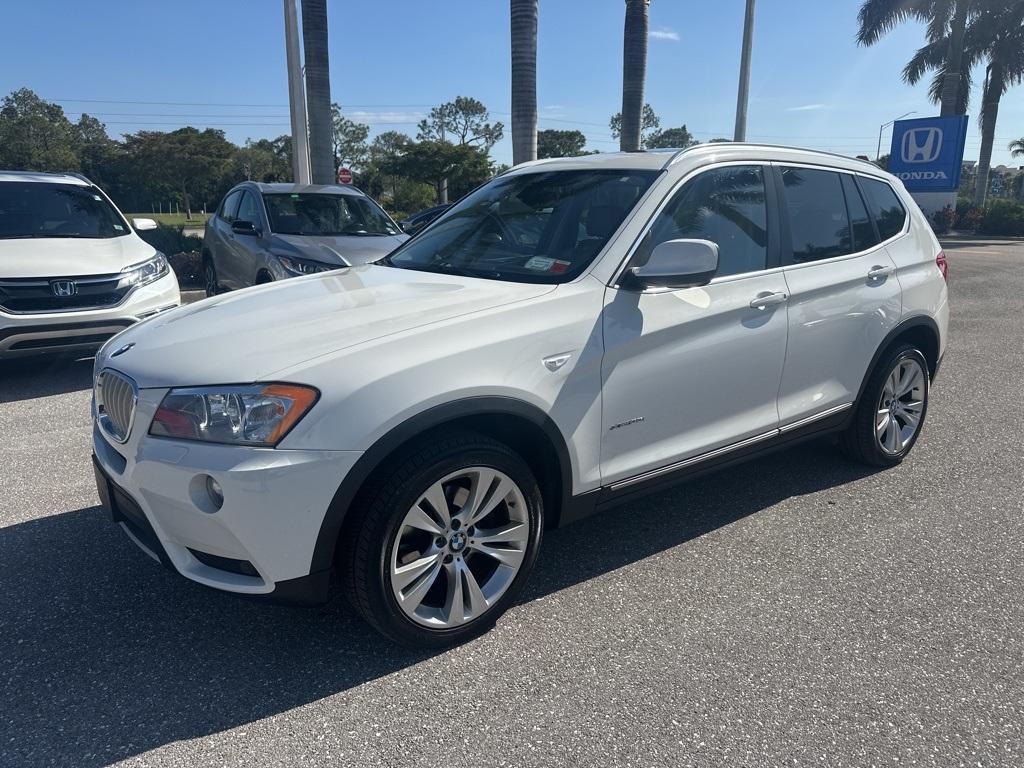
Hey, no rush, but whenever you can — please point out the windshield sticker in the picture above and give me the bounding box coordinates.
[113,224,124,231]
[524,256,555,271]
[92,194,102,201]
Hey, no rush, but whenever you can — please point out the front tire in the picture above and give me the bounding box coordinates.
[203,256,219,297]
[341,433,543,647]
[841,344,929,467]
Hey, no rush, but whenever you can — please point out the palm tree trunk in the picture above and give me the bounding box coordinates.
[974,63,1002,206]
[939,0,969,116]
[510,0,538,165]
[620,0,650,152]
[301,0,334,185]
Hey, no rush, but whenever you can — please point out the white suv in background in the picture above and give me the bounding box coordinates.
[90,145,949,646]
[0,171,180,359]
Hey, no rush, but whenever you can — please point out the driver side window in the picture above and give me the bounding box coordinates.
[636,165,769,277]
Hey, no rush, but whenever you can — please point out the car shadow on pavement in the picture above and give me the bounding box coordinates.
[0,441,877,766]
[0,356,94,404]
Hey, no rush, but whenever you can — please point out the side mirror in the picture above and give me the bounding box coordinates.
[232,220,260,236]
[625,238,719,290]
[132,217,158,231]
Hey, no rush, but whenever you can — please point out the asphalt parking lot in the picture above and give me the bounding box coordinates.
[1,238,1022,767]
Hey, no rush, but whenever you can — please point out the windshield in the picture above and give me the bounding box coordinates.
[0,182,130,240]
[384,169,657,283]
[263,193,400,237]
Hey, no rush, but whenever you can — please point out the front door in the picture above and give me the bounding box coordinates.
[600,164,789,485]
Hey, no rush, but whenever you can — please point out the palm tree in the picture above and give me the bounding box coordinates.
[620,0,650,152]
[1011,138,1024,158]
[857,0,973,116]
[972,1,1024,205]
[301,0,334,185]
[510,0,538,165]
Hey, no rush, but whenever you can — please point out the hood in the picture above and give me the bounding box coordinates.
[98,265,555,388]
[0,235,157,278]
[270,232,408,266]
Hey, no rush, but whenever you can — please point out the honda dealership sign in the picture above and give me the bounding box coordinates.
[888,115,969,192]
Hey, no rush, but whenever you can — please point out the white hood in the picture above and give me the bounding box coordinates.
[96,265,555,388]
[0,235,157,278]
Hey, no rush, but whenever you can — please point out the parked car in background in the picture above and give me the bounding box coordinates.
[91,145,948,646]
[0,171,179,359]
[202,183,407,294]
[399,203,453,235]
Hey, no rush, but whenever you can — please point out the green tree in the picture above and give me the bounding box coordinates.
[73,114,124,189]
[396,140,492,204]
[301,0,334,184]
[619,0,650,151]
[646,125,698,149]
[537,129,589,158]
[330,105,370,170]
[0,88,79,171]
[233,137,292,183]
[417,96,504,150]
[971,0,1024,205]
[610,103,659,148]
[1011,138,1024,158]
[124,128,236,219]
[510,0,538,164]
[857,0,975,117]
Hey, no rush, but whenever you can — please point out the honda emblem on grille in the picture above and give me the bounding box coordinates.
[51,280,78,297]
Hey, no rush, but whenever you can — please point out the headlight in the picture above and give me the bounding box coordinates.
[122,253,170,287]
[149,383,319,446]
[276,254,336,275]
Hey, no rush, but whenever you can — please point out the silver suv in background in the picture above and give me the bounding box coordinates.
[202,182,407,293]
[0,171,180,359]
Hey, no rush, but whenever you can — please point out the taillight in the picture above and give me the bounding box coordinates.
[936,251,948,281]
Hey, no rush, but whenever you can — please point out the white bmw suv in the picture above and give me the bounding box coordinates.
[0,171,180,359]
[90,145,948,645]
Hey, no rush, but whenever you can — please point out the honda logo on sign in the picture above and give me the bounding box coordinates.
[901,127,943,164]
[51,280,77,297]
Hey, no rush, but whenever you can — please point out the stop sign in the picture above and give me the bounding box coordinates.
[337,167,353,185]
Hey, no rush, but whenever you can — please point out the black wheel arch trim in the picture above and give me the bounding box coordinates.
[308,396,575,574]
[854,314,940,409]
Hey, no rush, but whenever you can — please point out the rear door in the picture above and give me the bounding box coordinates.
[774,164,902,426]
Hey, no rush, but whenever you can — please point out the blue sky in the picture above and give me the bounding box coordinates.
[1,0,1020,167]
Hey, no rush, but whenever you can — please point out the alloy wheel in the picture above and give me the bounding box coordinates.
[389,466,530,629]
[875,358,926,454]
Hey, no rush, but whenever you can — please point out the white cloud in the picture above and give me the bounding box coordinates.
[787,104,828,112]
[347,110,424,124]
[650,27,680,41]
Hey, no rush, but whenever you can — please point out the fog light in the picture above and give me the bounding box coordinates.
[206,476,224,509]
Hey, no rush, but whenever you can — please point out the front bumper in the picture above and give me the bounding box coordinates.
[0,272,179,358]
[91,392,361,603]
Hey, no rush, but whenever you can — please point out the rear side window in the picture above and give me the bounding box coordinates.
[639,165,769,277]
[781,167,850,262]
[841,174,879,252]
[219,191,242,223]
[859,177,907,241]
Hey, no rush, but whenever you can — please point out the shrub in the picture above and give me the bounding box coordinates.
[931,205,955,234]
[954,199,984,231]
[978,199,1024,237]
[137,223,204,287]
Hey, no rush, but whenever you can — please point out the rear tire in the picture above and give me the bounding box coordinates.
[840,344,929,467]
[203,256,219,297]
[340,432,543,647]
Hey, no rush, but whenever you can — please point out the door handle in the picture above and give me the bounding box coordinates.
[867,264,895,280]
[749,291,788,310]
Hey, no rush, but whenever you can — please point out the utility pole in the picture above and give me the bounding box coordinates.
[283,0,311,184]
[733,0,755,142]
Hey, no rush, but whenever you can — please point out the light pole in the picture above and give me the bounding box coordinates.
[283,0,311,185]
[877,111,916,161]
[733,0,756,142]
